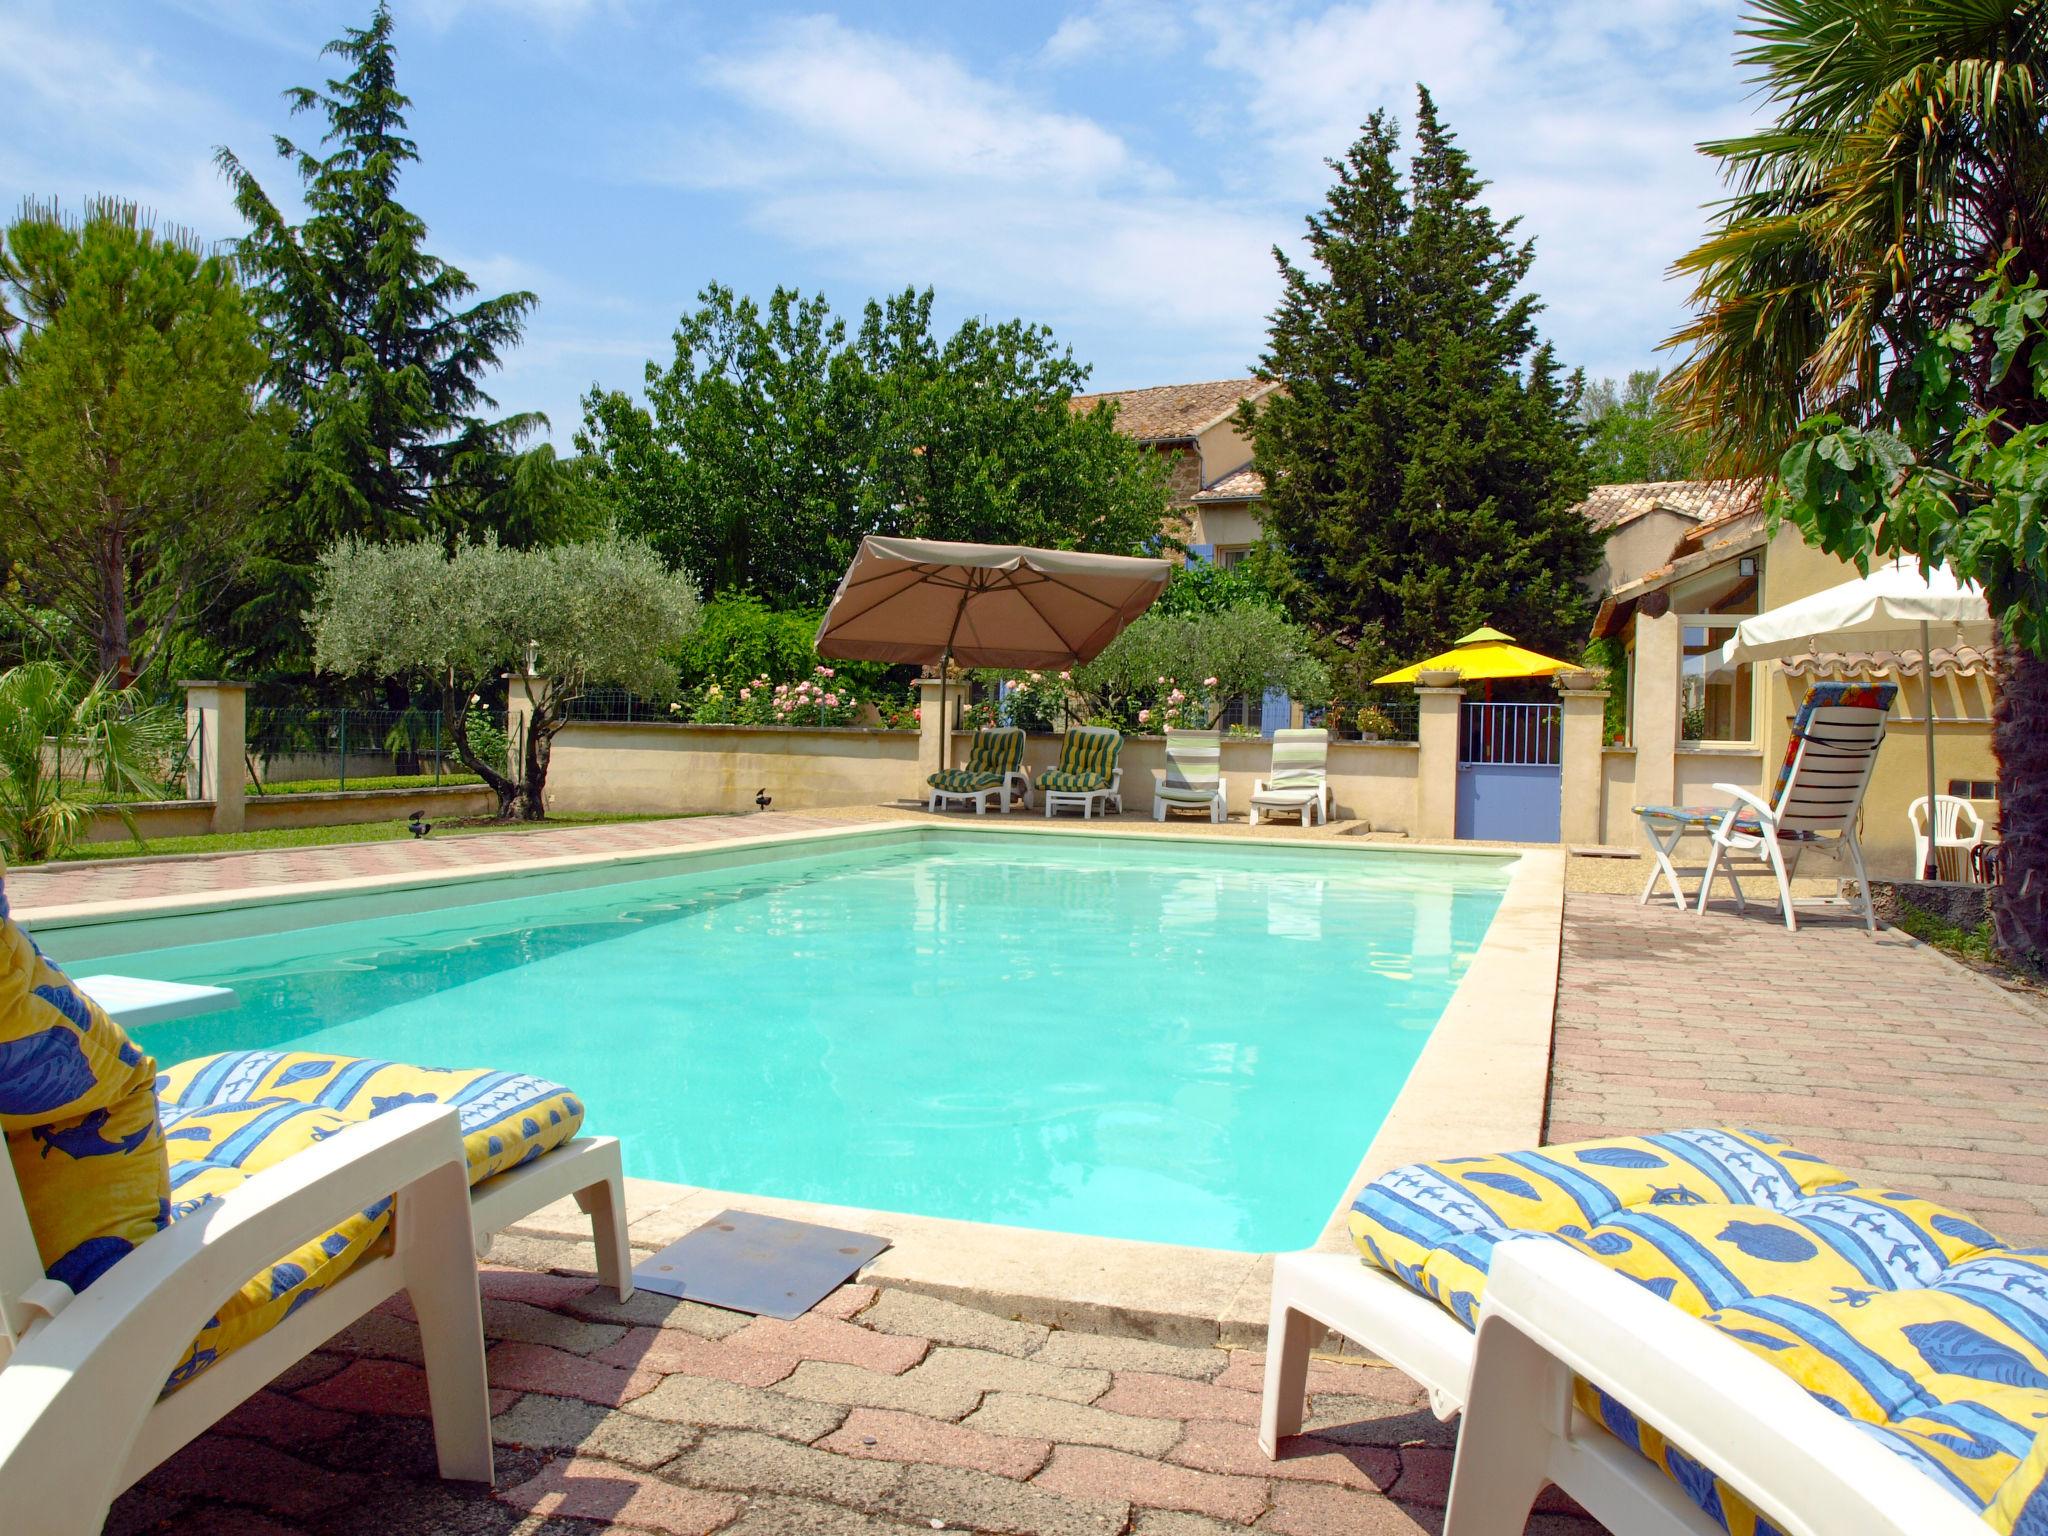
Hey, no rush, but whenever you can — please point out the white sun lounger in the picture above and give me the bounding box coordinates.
[1259,1244,1986,1536]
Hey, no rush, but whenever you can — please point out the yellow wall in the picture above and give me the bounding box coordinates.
[1191,504,1264,550]
[546,723,920,815]
[1611,524,2001,879]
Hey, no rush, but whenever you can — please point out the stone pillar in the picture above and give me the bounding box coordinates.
[1556,680,1608,847]
[181,681,246,834]
[1633,607,1681,811]
[914,677,958,788]
[1413,685,1463,841]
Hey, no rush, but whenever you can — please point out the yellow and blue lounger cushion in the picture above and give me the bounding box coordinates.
[1350,1129,2048,1535]
[152,1051,584,1390]
[1,875,171,1297]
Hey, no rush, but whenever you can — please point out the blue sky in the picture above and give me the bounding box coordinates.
[2,0,1761,448]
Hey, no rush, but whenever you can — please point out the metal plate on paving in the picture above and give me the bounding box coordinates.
[630,1209,890,1320]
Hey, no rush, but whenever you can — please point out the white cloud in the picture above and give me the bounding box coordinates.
[640,14,1283,345]
[710,16,1149,192]
[1043,0,1190,65]
[0,9,253,239]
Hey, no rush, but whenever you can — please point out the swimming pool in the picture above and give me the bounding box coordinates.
[48,831,1513,1252]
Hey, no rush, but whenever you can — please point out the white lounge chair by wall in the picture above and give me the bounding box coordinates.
[1249,728,1329,827]
[1153,729,1226,823]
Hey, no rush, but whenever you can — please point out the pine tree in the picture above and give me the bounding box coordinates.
[214,2,546,671]
[1241,90,1599,669]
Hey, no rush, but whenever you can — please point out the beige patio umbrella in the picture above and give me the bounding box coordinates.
[815,537,1172,769]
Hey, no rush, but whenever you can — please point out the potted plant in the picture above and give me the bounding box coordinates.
[1354,703,1397,742]
[1415,667,1461,689]
[1554,668,1606,691]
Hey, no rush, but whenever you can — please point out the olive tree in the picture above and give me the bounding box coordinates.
[1070,603,1329,730]
[310,534,701,818]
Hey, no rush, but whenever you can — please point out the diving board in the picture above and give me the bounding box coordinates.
[74,976,236,1028]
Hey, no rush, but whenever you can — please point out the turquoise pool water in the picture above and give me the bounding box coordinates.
[54,834,1511,1251]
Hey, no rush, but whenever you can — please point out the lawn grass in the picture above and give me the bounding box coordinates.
[250,771,483,795]
[45,812,685,865]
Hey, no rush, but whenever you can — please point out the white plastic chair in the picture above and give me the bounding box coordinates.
[1908,794,1986,881]
[1698,693,1892,932]
[0,1105,492,1535]
[1260,1244,1988,1536]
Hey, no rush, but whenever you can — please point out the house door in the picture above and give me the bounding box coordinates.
[1455,702,1562,842]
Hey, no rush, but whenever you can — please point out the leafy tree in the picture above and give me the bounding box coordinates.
[1665,0,2047,969]
[0,199,283,684]
[1240,90,1600,673]
[579,284,1171,605]
[309,534,702,819]
[579,285,863,602]
[1776,269,2048,969]
[673,595,897,697]
[1151,554,1283,617]
[0,662,183,864]
[1580,369,1707,483]
[852,288,1168,556]
[1069,603,1328,731]
[215,2,557,672]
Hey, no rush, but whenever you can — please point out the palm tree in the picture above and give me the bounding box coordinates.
[0,662,184,865]
[1663,0,2048,966]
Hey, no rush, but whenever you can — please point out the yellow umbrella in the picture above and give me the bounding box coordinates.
[1372,626,1578,685]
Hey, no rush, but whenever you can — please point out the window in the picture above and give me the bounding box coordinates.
[1948,778,1997,800]
[1680,624,1754,744]
[1672,551,1763,746]
[1213,547,1250,570]
[1216,693,1258,732]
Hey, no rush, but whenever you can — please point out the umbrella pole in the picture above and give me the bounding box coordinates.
[1921,619,1939,879]
[939,647,951,774]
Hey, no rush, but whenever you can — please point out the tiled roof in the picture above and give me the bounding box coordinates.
[1779,645,1995,679]
[1192,464,1265,502]
[1575,478,1765,533]
[1070,378,1276,441]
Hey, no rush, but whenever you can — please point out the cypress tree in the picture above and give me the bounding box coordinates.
[214,2,545,671]
[1241,89,1599,669]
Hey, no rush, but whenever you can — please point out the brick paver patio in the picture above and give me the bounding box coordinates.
[1550,892,2048,1243]
[107,1247,1598,1535]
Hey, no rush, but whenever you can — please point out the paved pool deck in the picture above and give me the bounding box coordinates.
[29,807,2048,1534]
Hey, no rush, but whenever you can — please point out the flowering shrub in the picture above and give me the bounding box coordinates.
[1002,670,1073,732]
[767,667,860,727]
[1134,676,1214,734]
[876,692,920,731]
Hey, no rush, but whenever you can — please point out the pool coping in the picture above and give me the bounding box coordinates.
[19,816,1564,1348]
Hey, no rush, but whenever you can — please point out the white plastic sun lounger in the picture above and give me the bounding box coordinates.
[1259,1244,1986,1536]
[0,1105,492,1536]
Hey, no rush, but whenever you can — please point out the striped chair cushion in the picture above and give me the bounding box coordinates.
[928,770,1004,792]
[1634,804,1819,842]
[1266,728,1327,788]
[1159,730,1221,800]
[1047,729,1121,790]
[153,1051,584,1391]
[964,727,1024,776]
[1350,1130,2048,1535]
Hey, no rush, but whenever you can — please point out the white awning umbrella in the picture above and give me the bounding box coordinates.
[1715,558,1995,876]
